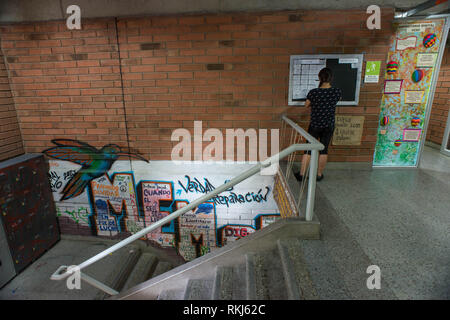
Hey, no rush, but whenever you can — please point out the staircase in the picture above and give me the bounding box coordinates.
[80,237,183,300]
[109,214,397,300]
[155,238,343,300]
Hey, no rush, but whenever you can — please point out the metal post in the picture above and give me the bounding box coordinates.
[305,149,319,221]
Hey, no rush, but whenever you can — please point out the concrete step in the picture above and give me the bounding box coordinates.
[212,266,233,300]
[277,238,318,300]
[92,244,142,300]
[112,217,319,300]
[184,279,214,300]
[151,261,173,278]
[246,253,263,300]
[157,288,185,300]
[231,263,247,300]
[246,249,289,300]
[121,253,159,292]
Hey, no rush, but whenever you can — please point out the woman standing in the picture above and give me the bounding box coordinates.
[294,68,342,182]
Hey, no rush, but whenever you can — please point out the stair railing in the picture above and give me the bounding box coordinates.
[50,114,323,296]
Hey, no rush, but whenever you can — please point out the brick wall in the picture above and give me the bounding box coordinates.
[0,9,395,162]
[0,50,24,161]
[426,42,449,146]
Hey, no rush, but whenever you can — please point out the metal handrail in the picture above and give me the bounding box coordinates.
[50,115,324,295]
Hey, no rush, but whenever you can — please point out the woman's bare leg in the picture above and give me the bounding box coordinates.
[300,154,310,176]
[318,154,328,177]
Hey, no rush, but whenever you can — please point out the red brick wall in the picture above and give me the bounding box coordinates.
[426,42,449,146]
[0,9,395,162]
[0,50,24,161]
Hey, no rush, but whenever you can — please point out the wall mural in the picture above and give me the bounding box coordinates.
[44,139,280,261]
[43,139,148,200]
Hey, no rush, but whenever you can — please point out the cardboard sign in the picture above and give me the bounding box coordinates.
[332,115,365,145]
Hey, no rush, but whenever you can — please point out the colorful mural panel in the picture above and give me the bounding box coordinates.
[373,19,448,166]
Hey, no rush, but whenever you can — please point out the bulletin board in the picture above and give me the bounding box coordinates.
[288,54,364,106]
[373,18,449,167]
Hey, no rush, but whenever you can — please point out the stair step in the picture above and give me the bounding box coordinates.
[298,240,351,299]
[121,253,159,292]
[92,245,142,300]
[277,238,318,300]
[157,289,185,300]
[213,266,232,300]
[151,261,173,278]
[231,263,247,300]
[246,249,289,300]
[213,264,247,300]
[245,253,267,300]
[184,279,214,300]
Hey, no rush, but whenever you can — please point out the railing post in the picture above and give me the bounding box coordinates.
[305,149,319,221]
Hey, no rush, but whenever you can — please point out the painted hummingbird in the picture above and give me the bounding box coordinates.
[43,139,148,201]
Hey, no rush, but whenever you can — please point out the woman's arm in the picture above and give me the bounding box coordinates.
[305,99,311,108]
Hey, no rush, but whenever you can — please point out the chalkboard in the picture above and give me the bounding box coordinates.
[288,54,364,106]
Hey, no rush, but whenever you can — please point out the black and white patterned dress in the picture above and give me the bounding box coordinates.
[306,87,342,129]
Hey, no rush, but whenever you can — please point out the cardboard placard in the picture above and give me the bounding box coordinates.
[332,115,365,145]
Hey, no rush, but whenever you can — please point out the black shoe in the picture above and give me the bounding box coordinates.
[317,174,324,181]
[294,172,303,181]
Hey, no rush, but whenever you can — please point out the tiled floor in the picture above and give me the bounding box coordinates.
[312,145,450,299]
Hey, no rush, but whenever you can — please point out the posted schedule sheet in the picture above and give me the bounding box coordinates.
[292,59,326,100]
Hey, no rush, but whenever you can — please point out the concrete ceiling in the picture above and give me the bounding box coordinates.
[0,0,446,23]
[0,0,434,23]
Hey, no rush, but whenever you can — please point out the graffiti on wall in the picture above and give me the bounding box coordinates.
[178,175,271,207]
[43,139,147,200]
[44,139,280,261]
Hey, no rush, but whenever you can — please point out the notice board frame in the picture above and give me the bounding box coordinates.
[288,54,364,106]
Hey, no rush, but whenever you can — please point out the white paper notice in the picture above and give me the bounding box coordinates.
[403,129,421,141]
[301,59,321,65]
[396,36,417,50]
[384,80,402,94]
[291,59,325,100]
[293,60,302,74]
[405,91,424,104]
[417,53,438,68]
[309,64,323,75]
[339,58,359,64]
[398,23,435,34]
[292,75,303,99]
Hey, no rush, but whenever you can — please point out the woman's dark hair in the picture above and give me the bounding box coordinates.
[318,68,333,87]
